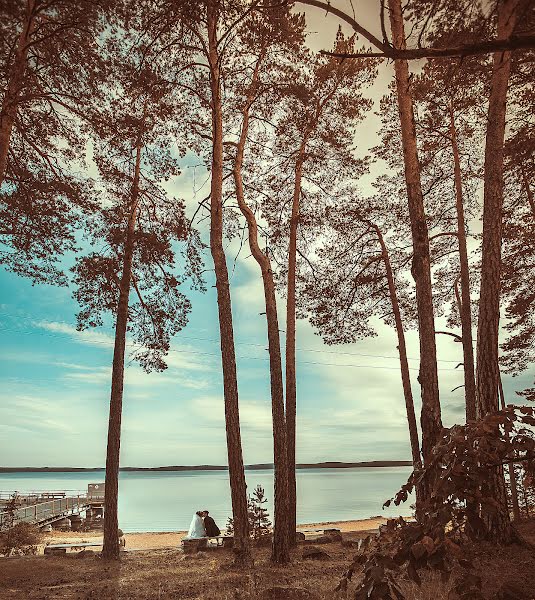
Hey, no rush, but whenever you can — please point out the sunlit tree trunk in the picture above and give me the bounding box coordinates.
[0,0,36,186]
[286,145,305,546]
[102,142,142,560]
[233,83,290,564]
[476,0,520,543]
[449,106,477,422]
[206,1,251,564]
[387,0,442,484]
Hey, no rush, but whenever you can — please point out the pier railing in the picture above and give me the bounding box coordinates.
[0,496,89,529]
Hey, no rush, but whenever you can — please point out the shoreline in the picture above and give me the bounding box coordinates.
[40,516,406,552]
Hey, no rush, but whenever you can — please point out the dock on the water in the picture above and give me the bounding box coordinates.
[0,483,105,530]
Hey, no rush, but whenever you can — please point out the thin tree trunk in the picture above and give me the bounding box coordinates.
[475,0,520,543]
[233,80,290,564]
[387,0,442,479]
[449,106,477,422]
[0,0,36,186]
[519,164,535,218]
[102,142,142,560]
[498,371,521,521]
[206,2,251,565]
[286,144,305,546]
[374,224,422,474]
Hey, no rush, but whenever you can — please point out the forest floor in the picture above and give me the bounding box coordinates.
[0,519,534,600]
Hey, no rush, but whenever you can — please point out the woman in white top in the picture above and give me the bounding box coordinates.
[186,511,206,539]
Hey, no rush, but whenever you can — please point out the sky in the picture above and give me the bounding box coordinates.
[1,2,533,468]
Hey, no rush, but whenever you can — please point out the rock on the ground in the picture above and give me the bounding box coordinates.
[260,586,319,600]
[302,546,331,560]
[295,532,306,542]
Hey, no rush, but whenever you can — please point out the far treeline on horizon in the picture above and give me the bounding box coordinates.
[1,1,535,595]
[0,461,413,472]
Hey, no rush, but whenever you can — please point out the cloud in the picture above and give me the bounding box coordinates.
[36,321,114,348]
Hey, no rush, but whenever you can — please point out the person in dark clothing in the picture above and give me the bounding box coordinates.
[202,510,221,537]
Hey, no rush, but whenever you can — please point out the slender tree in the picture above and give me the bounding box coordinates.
[131,0,256,562]
[263,32,375,542]
[73,32,204,557]
[500,20,535,403]
[475,0,526,542]
[411,44,488,422]
[300,198,423,479]
[229,7,305,563]
[386,0,443,479]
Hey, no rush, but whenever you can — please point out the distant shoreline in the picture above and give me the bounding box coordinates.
[0,461,411,473]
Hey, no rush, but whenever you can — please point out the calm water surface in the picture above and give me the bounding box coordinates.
[0,468,414,533]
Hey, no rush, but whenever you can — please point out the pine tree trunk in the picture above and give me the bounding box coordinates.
[0,0,36,186]
[233,97,290,564]
[374,225,422,473]
[206,2,251,565]
[387,0,442,478]
[102,142,142,561]
[286,146,305,547]
[498,372,521,521]
[449,107,477,422]
[475,0,520,544]
[520,165,535,218]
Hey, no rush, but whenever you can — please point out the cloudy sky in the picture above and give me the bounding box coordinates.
[1,2,533,468]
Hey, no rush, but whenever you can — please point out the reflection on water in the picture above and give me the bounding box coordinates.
[0,467,414,532]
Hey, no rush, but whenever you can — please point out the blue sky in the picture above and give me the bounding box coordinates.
[1,2,533,468]
[2,228,532,467]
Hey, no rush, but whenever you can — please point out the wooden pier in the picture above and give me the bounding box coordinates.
[0,484,105,530]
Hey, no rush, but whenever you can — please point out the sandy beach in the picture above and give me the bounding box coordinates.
[40,516,394,552]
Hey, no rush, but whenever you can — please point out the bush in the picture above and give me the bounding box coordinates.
[0,522,42,556]
[0,495,42,556]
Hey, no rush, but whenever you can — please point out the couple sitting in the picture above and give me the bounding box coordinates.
[187,510,221,539]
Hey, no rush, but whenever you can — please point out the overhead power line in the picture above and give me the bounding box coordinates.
[0,324,463,372]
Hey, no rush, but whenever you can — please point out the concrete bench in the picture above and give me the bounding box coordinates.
[181,536,233,553]
[44,537,125,555]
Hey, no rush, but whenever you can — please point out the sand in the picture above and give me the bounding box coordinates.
[40,516,396,552]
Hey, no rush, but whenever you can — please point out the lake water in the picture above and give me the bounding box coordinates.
[0,468,414,533]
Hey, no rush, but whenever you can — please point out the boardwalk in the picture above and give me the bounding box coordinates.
[0,485,104,530]
[0,496,91,529]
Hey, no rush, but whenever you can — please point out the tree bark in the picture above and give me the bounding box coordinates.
[102,142,142,561]
[233,77,290,564]
[286,144,305,547]
[206,1,251,565]
[373,224,422,474]
[387,0,442,478]
[498,371,521,521]
[476,0,521,543]
[520,164,535,218]
[449,107,477,422]
[0,0,36,186]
